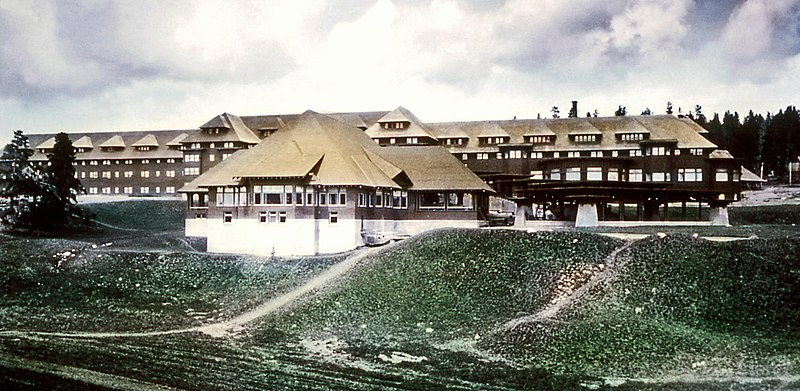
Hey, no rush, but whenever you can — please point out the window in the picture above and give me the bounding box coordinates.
[102,187,111,194]
[295,186,304,205]
[530,170,544,180]
[114,171,120,178]
[124,171,134,178]
[647,146,668,156]
[392,190,408,208]
[476,153,489,160]
[166,170,175,177]
[611,150,619,157]
[88,187,98,194]
[629,149,643,157]
[114,187,120,194]
[102,171,111,179]
[140,187,149,194]
[390,138,396,144]
[553,152,560,158]
[567,151,581,158]
[461,154,468,160]
[166,158,176,164]
[406,137,418,144]
[185,154,200,162]
[155,171,161,177]
[279,211,287,223]
[209,154,215,162]
[715,168,729,182]
[90,160,98,165]
[89,171,98,179]
[573,134,597,143]
[102,160,111,165]
[141,171,150,178]
[566,167,581,181]
[329,211,338,224]
[383,192,391,208]
[590,151,603,158]
[620,133,644,141]
[628,169,643,182]
[496,152,503,160]
[650,172,670,182]
[259,211,268,223]
[689,148,703,156]
[155,187,161,194]
[447,193,473,210]
[136,146,151,151]
[530,152,543,159]
[358,193,367,207]
[142,159,150,164]
[184,167,200,176]
[216,187,247,206]
[375,190,382,207]
[508,150,522,159]
[189,193,208,208]
[550,168,561,181]
[607,168,619,181]
[123,186,133,194]
[165,187,175,194]
[306,188,315,206]
[530,136,551,143]
[223,212,233,224]
[419,193,445,209]
[587,167,602,181]
[190,143,201,149]
[124,159,133,165]
[222,153,232,160]
[678,168,703,182]
[253,185,284,205]
[223,142,234,149]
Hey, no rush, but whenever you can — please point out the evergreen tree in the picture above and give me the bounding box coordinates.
[693,105,707,129]
[551,106,560,118]
[614,105,627,116]
[666,102,673,115]
[641,107,652,115]
[38,133,86,229]
[0,130,39,209]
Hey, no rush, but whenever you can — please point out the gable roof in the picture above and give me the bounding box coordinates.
[365,106,437,140]
[132,134,159,147]
[187,112,261,144]
[182,110,492,193]
[99,135,126,148]
[73,136,93,149]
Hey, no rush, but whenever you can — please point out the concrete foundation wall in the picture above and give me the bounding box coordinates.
[185,218,208,237]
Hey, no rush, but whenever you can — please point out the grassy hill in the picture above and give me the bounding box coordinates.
[84,199,185,231]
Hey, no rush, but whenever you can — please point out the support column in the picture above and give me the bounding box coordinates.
[575,202,599,227]
[709,203,730,226]
[514,203,530,227]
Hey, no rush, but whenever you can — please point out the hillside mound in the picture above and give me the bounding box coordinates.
[487,234,800,376]
[269,229,622,342]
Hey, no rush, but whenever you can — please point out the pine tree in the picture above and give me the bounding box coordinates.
[614,105,627,116]
[666,102,673,115]
[641,107,652,115]
[551,106,560,118]
[36,133,86,229]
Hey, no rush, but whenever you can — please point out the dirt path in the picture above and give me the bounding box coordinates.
[0,243,393,340]
[499,240,635,331]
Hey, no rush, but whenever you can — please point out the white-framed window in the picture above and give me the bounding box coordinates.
[141,171,150,178]
[223,211,233,224]
[590,151,603,158]
[80,172,86,179]
[566,167,581,181]
[390,138,396,144]
[253,185,287,205]
[689,148,703,156]
[114,187,120,194]
[647,146,668,156]
[446,192,473,210]
[530,136,551,143]
[184,167,200,176]
[222,153,232,160]
[628,169,643,182]
[165,186,175,194]
[88,187,98,194]
[530,152,543,159]
[123,186,133,194]
[406,137,418,144]
[567,151,581,158]
[114,171,120,178]
[259,211,268,223]
[90,160,98,166]
[216,186,247,206]
[89,171,98,179]
[611,150,619,157]
[209,154,215,162]
[607,168,619,181]
[629,149,643,157]
[166,170,175,177]
[140,187,149,194]
[573,134,597,143]
[461,153,468,160]
[102,160,111,165]
[184,154,200,162]
[620,133,644,141]
[550,168,561,181]
[101,187,111,194]
[587,167,602,181]
[223,142,234,149]
[553,152,560,158]
[476,153,489,160]
[102,171,111,179]
[166,158,176,164]
[329,211,338,224]
[124,171,134,178]
[419,192,446,209]
[142,159,149,164]
[678,168,703,182]
[650,172,670,182]
[392,190,408,209]
[358,193,367,207]
[124,159,133,165]
[155,171,161,177]
[715,168,729,182]
[496,152,503,160]
[530,170,544,180]
[508,150,523,159]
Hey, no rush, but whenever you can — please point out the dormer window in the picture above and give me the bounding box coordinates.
[528,136,553,144]
[573,134,598,143]
[479,137,509,145]
[620,133,645,141]
[136,146,152,151]
[382,122,408,129]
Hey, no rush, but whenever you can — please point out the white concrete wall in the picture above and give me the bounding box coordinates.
[203,217,483,256]
[185,218,208,237]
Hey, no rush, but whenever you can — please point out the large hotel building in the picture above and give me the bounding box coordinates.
[26,104,759,255]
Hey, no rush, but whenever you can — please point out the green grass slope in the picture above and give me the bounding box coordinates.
[271,229,621,342]
[84,200,185,231]
[487,234,800,377]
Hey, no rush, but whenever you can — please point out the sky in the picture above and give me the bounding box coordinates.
[1,0,799,139]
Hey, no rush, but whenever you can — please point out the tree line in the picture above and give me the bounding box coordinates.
[0,130,89,231]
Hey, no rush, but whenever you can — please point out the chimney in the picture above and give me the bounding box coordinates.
[569,100,578,118]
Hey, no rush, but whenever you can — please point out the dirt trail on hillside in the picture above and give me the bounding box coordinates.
[0,244,392,340]
[499,240,634,331]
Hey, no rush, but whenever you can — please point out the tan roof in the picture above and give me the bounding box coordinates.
[132,134,159,147]
[475,122,511,138]
[182,110,491,193]
[73,136,93,149]
[520,121,556,137]
[187,113,261,144]
[589,116,651,134]
[166,133,189,146]
[366,106,437,140]
[432,124,470,139]
[708,149,735,159]
[27,129,190,161]
[35,137,55,149]
[377,146,494,192]
[548,118,603,135]
[740,166,766,182]
[99,135,126,148]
